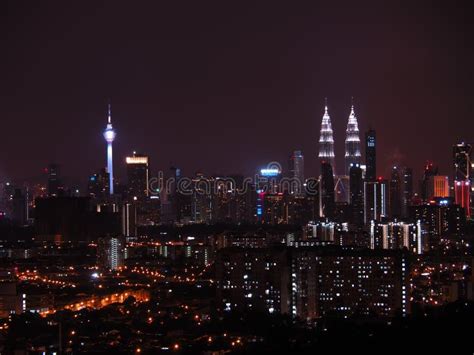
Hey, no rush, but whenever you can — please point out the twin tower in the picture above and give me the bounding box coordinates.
[318,100,361,176]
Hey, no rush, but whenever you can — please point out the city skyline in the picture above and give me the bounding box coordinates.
[2,2,474,352]
[0,99,470,188]
[1,2,473,183]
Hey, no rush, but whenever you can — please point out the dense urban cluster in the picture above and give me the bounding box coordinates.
[1,103,473,353]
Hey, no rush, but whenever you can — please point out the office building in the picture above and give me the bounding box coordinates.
[319,161,335,219]
[453,143,472,218]
[126,152,149,200]
[409,200,466,239]
[88,168,109,200]
[364,178,388,223]
[97,236,125,270]
[454,180,471,217]
[401,167,413,218]
[431,176,450,198]
[262,193,286,224]
[365,129,376,181]
[288,150,304,195]
[453,142,472,180]
[349,164,364,226]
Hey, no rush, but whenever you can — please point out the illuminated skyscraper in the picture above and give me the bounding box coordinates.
[126,152,149,200]
[365,129,376,182]
[103,103,116,195]
[453,143,472,218]
[430,176,450,198]
[364,178,388,223]
[455,180,471,218]
[453,142,472,181]
[344,104,361,175]
[318,100,335,174]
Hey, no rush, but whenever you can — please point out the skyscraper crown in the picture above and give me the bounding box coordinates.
[318,99,336,173]
[344,101,361,175]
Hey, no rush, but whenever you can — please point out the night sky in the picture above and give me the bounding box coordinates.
[1,1,473,187]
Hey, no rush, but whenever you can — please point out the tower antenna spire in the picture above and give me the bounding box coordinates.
[107,100,112,124]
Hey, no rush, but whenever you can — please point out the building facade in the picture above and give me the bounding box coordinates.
[216,246,410,320]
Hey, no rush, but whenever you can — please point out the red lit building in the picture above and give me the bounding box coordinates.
[454,180,471,218]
